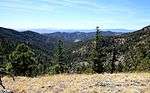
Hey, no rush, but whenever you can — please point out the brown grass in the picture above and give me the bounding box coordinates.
[1,73,150,93]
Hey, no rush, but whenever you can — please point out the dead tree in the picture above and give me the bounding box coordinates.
[0,68,15,89]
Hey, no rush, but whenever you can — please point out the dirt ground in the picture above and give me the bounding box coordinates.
[0,73,150,93]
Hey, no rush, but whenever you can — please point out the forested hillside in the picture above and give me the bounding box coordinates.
[0,26,150,77]
[43,31,122,42]
[0,27,57,75]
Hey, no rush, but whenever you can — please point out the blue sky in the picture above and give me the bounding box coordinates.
[0,0,150,30]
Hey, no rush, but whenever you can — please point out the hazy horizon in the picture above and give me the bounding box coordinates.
[22,28,134,33]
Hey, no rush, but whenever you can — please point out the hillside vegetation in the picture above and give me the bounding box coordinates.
[0,26,150,75]
[0,25,150,92]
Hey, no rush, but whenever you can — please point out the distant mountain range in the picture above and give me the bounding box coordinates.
[15,28,126,42]
[43,31,123,42]
[29,29,133,33]
[29,29,133,42]
[0,27,124,54]
[0,27,125,44]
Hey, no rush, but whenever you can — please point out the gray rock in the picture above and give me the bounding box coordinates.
[0,90,13,93]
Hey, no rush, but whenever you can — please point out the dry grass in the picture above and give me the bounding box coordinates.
[0,73,150,93]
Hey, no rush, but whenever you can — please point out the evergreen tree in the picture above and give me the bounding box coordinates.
[9,43,37,76]
[52,40,67,74]
[93,26,105,73]
[111,39,117,73]
[0,45,3,67]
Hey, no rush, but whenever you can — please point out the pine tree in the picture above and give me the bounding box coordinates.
[93,26,105,73]
[9,43,37,76]
[52,40,67,74]
[58,40,65,73]
[111,39,117,73]
[0,45,3,67]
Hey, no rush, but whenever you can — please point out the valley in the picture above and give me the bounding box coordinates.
[0,26,150,93]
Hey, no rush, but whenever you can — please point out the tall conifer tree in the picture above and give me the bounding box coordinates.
[93,26,105,73]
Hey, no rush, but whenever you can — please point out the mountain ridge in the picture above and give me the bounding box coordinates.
[0,25,150,74]
[27,28,133,33]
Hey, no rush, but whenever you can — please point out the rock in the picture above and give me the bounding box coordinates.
[0,90,13,93]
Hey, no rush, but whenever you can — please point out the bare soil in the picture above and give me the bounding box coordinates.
[0,73,150,93]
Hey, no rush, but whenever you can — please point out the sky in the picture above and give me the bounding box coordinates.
[0,0,150,31]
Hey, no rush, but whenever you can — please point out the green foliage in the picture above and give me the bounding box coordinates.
[9,43,37,76]
[110,42,117,73]
[51,40,69,74]
[137,57,150,71]
[92,26,106,73]
[1,26,150,76]
[69,61,94,74]
[0,45,3,66]
[117,62,123,72]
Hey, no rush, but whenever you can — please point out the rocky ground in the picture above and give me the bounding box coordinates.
[0,73,150,93]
